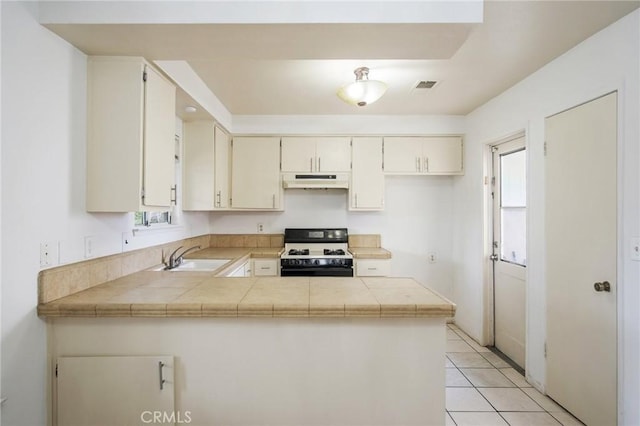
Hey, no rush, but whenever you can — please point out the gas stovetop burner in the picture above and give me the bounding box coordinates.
[324,249,346,256]
[288,249,310,256]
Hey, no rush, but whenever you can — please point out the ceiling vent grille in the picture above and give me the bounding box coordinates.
[415,80,438,89]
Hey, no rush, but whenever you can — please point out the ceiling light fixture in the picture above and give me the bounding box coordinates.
[337,67,387,107]
[184,106,197,113]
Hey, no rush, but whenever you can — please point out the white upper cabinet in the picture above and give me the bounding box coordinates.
[231,136,282,210]
[350,137,384,211]
[182,121,230,210]
[281,137,351,173]
[86,56,176,212]
[383,136,463,175]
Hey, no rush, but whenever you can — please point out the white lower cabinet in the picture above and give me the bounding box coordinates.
[355,259,391,277]
[227,260,251,277]
[56,356,174,426]
[252,259,279,277]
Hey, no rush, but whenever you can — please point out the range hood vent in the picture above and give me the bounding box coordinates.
[282,173,349,190]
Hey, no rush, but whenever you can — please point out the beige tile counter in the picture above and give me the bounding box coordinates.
[38,274,455,319]
[348,247,392,259]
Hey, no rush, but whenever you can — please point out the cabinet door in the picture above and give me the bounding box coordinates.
[355,259,391,277]
[57,356,174,426]
[143,65,176,207]
[350,137,384,210]
[253,259,279,276]
[183,121,215,210]
[231,137,282,209]
[316,137,351,172]
[422,136,463,174]
[383,137,422,173]
[86,57,145,212]
[281,137,316,172]
[422,136,462,174]
[214,126,231,208]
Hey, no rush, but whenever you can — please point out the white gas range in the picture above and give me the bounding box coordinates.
[280,228,354,277]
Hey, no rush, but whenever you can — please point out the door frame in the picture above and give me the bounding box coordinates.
[482,130,527,350]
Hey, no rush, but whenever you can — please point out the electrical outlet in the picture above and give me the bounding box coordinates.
[428,252,438,264]
[40,241,59,268]
[257,223,264,233]
[84,236,94,258]
[631,237,640,261]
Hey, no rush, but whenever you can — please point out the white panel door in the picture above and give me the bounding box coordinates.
[57,356,174,426]
[545,92,617,426]
[492,137,526,368]
[350,137,384,210]
[143,65,176,208]
[281,137,316,172]
[423,136,463,174]
[383,137,423,173]
[231,137,281,209]
[316,137,351,172]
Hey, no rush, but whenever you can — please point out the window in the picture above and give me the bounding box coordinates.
[500,149,526,266]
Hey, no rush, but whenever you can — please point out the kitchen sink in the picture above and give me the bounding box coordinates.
[151,259,232,272]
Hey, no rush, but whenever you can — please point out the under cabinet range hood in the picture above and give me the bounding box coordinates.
[282,173,349,190]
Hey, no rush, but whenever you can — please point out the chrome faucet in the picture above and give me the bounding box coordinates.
[165,245,201,270]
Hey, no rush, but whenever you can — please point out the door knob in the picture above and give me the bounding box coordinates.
[594,281,611,292]
[490,254,498,262]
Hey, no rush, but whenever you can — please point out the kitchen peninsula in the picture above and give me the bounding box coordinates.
[39,238,454,426]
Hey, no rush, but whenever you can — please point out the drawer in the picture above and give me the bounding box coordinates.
[252,259,279,277]
[355,259,391,277]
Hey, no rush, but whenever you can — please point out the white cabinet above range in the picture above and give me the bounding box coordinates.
[383,136,463,175]
[281,137,351,173]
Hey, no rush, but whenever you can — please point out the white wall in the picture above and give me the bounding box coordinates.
[212,176,456,298]
[454,9,639,424]
[215,115,466,299]
[0,3,209,425]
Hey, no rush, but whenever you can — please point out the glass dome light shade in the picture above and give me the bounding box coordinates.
[337,80,388,107]
[337,67,387,107]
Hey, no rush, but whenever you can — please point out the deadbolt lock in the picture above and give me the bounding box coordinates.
[594,281,611,292]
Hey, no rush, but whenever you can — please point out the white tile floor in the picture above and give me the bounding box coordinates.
[446,324,584,426]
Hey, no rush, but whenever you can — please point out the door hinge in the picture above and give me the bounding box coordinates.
[544,342,547,358]
[491,176,495,186]
[55,363,58,378]
[544,141,547,157]
[491,145,499,153]
[142,70,148,82]
[141,189,145,200]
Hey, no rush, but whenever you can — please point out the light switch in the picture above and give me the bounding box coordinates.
[40,241,59,268]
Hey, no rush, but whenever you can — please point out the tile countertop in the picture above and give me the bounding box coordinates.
[37,274,455,319]
[348,247,392,259]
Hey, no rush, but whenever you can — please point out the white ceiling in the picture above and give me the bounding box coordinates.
[44,1,639,117]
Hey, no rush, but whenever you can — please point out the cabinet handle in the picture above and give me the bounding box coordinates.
[416,157,420,172]
[355,193,358,208]
[170,185,177,204]
[424,157,429,172]
[272,194,276,208]
[216,190,221,207]
[310,158,313,172]
[158,361,166,390]
[318,157,321,171]
[260,266,271,270]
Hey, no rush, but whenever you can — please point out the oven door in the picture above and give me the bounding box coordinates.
[280,267,354,277]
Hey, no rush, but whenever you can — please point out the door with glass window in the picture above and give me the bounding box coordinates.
[491,137,526,368]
